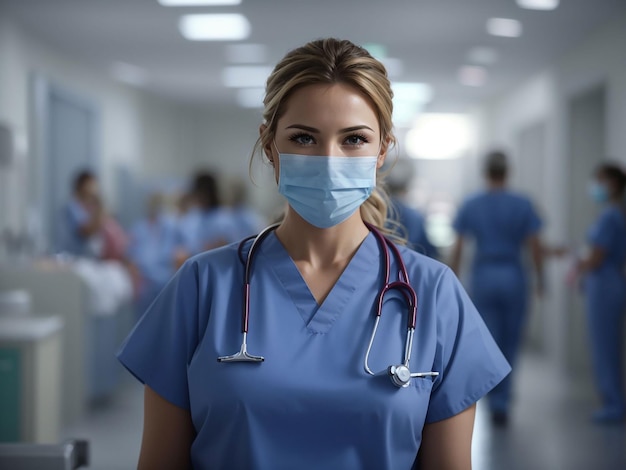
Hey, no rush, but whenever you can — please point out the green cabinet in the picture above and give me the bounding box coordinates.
[0,348,21,442]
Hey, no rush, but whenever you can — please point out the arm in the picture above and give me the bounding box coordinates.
[138,386,195,470]
[527,234,545,295]
[418,404,476,470]
[577,246,606,272]
[449,236,465,276]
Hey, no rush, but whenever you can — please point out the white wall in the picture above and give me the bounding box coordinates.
[471,12,626,372]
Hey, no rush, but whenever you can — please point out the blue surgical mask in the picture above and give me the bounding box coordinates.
[588,181,609,204]
[277,153,378,228]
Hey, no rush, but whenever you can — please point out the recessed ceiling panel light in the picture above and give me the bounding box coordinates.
[225,44,268,64]
[467,47,498,65]
[486,18,523,37]
[236,88,265,108]
[405,113,471,160]
[222,65,273,88]
[458,65,488,87]
[392,82,433,103]
[516,0,559,10]
[159,0,241,6]
[179,14,250,41]
[111,62,147,86]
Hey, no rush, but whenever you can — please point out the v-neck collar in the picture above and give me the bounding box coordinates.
[259,231,379,334]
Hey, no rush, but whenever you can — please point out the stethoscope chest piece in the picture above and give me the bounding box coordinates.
[388,365,411,388]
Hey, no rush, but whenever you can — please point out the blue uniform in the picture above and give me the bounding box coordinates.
[228,206,266,241]
[127,214,178,316]
[118,230,509,469]
[388,198,438,258]
[453,189,541,413]
[175,207,237,255]
[62,198,101,257]
[585,205,626,418]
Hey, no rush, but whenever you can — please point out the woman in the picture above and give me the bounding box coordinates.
[450,151,543,426]
[577,163,626,423]
[118,38,510,469]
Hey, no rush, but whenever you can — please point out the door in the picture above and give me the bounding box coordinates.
[36,79,100,252]
[566,85,606,381]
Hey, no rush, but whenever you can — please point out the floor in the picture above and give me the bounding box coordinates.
[62,351,626,470]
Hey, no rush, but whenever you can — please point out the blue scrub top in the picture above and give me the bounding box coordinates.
[175,207,237,255]
[62,198,95,257]
[127,214,178,288]
[587,205,626,276]
[454,190,541,264]
[388,198,438,258]
[118,231,510,470]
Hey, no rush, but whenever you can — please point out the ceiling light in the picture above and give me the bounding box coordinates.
[236,88,265,108]
[405,113,471,160]
[159,0,241,6]
[110,62,147,86]
[516,0,559,10]
[179,14,250,41]
[391,82,433,127]
[466,46,498,65]
[486,18,523,38]
[222,65,273,88]
[458,66,488,87]
[225,44,268,64]
[392,82,433,103]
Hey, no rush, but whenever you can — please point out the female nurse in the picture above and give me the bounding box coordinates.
[450,151,544,426]
[118,38,510,470]
[576,163,626,423]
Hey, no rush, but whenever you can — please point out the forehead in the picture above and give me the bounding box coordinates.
[277,83,379,129]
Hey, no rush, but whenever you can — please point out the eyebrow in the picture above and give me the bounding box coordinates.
[285,124,375,133]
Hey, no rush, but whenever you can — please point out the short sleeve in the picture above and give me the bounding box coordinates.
[426,269,511,423]
[117,260,200,409]
[524,200,542,237]
[66,201,89,234]
[452,201,471,235]
[588,210,616,250]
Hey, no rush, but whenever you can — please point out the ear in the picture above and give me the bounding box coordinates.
[259,124,274,164]
[377,136,392,169]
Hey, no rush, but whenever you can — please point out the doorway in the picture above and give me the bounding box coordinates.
[33,77,100,253]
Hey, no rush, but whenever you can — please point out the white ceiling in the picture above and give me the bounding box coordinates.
[2,0,625,112]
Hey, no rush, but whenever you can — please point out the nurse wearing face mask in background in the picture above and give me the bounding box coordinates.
[575,163,626,423]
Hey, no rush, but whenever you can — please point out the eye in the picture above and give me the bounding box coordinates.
[288,132,316,146]
[344,134,369,146]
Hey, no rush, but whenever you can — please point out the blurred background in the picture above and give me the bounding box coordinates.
[1,0,625,469]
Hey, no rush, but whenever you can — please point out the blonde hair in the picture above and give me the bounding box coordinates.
[251,38,397,231]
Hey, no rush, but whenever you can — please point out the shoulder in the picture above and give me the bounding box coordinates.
[184,241,242,275]
[395,243,450,285]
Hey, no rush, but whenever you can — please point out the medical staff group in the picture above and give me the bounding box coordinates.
[61,36,625,470]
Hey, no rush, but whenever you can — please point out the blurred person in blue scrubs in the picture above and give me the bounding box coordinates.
[118,38,510,470]
[127,193,178,318]
[62,169,104,257]
[385,159,438,258]
[226,178,266,240]
[573,163,626,423]
[450,150,544,426]
[173,171,236,267]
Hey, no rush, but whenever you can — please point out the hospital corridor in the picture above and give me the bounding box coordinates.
[1,1,626,469]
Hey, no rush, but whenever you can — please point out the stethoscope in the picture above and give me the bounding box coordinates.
[217,223,439,388]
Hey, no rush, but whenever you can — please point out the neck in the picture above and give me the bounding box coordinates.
[275,208,369,268]
[488,180,506,190]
